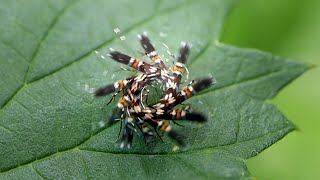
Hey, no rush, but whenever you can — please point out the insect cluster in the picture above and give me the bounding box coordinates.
[95,33,216,148]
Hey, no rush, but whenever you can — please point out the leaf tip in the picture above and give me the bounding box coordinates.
[308,63,317,70]
[292,123,301,132]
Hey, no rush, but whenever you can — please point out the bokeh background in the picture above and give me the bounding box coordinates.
[221,0,320,179]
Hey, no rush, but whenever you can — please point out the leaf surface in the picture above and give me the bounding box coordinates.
[0,0,307,179]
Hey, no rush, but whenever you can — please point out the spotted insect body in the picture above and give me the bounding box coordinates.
[95,33,216,148]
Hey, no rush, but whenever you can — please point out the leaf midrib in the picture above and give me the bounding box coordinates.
[0,124,292,174]
[0,0,79,110]
[0,50,296,173]
[0,97,291,175]
[0,41,298,173]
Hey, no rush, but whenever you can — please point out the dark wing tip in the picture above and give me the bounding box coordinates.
[177,42,190,64]
[108,50,131,64]
[193,77,216,92]
[94,84,115,97]
[185,112,207,123]
[138,33,155,52]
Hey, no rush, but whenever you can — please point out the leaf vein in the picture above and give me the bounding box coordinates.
[187,40,213,67]
[80,151,91,180]
[78,125,290,156]
[0,125,285,174]
[26,0,196,85]
[173,155,209,178]
[0,40,29,63]
[25,0,81,83]
[15,100,33,115]
[0,8,41,42]
[0,0,79,111]
[0,64,293,174]
[0,85,24,110]
[196,67,289,97]
[31,164,47,180]
[0,124,13,133]
[233,105,241,143]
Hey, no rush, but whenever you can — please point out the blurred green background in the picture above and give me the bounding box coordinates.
[221,0,320,179]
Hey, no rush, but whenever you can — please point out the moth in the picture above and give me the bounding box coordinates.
[95,33,216,148]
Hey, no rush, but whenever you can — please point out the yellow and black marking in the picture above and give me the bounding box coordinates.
[150,53,161,62]
[95,33,215,148]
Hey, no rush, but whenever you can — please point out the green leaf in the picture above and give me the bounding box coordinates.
[0,0,308,179]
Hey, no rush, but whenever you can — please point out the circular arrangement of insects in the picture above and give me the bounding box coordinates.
[95,33,216,148]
